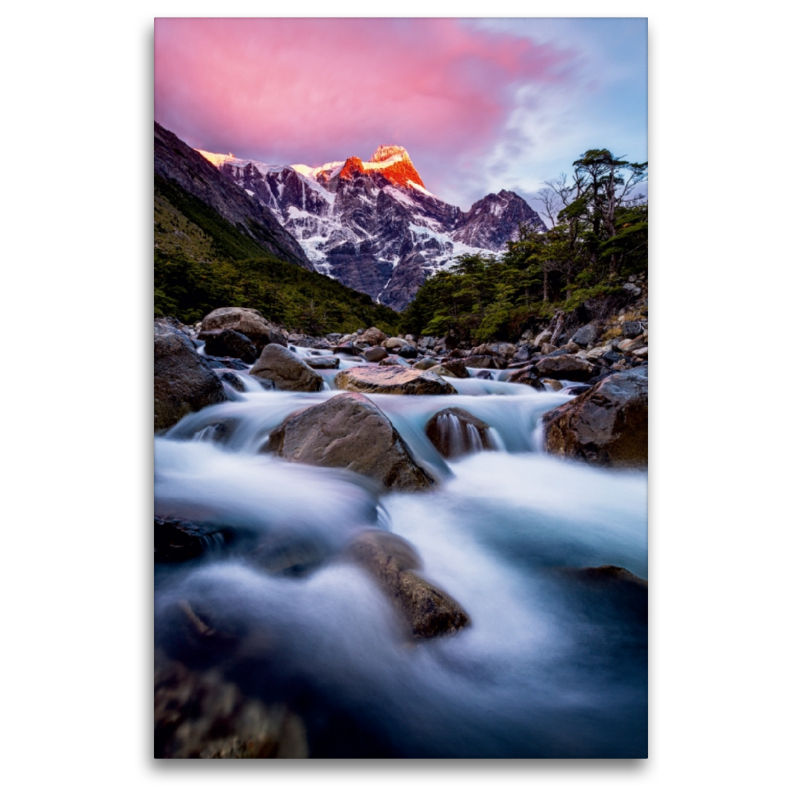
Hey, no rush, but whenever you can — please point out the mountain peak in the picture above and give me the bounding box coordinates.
[370,144,410,163]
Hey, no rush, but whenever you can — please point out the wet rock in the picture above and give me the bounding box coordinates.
[542,365,648,468]
[397,344,419,359]
[302,356,339,370]
[345,530,470,639]
[154,517,230,563]
[154,656,308,758]
[199,307,287,349]
[508,365,545,390]
[570,324,598,348]
[382,337,407,350]
[542,378,563,392]
[332,343,361,356]
[425,364,456,378]
[535,355,596,381]
[425,407,494,459]
[363,346,388,363]
[379,354,411,368]
[334,365,457,396]
[198,329,258,362]
[474,370,494,380]
[155,321,227,432]
[414,357,438,370]
[263,393,436,491]
[214,370,247,393]
[250,344,324,392]
[440,358,470,378]
[355,326,387,346]
[202,354,250,371]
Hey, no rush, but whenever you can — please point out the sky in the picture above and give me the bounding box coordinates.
[154,18,647,214]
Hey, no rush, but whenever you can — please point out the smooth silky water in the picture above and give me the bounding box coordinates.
[155,350,647,757]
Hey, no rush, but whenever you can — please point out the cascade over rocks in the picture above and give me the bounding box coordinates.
[250,344,324,392]
[199,307,288,349]
[425,407,494,459]
[542,365,648,468]
[262,393,436,491]
[154,321,227,432]
[334,365,457,396]
[197,329,258,362]
[345,530,470,639]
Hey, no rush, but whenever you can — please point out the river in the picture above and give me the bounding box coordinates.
[155,345,648,758]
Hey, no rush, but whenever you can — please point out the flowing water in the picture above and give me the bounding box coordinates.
[155,346,647,758]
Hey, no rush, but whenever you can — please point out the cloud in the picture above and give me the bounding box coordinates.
[155,18,581,208]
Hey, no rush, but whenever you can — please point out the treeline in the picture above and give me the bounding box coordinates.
[154,175,401,334]
[402,149,647,342]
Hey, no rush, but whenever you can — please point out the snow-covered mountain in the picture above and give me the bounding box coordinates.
[198,144,547,310]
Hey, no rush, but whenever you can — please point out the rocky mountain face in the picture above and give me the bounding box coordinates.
[197,144,546,310]
[154,123,311,268]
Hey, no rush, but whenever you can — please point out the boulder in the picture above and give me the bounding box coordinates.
[154,321,227,432]
[508,366,545,390]
[533,330,553,347]
[262,393,435,491]
[535,355,596,381]
[356,326,387,347]
[397,344,419,359]
[363,346,388,363]
[334,365,457,396]
[440,359,470,379]
[197,329,258,362]
[542,365,648,468]
[414,357,438,370]
[332,343,361,356]
[542,378,563,392]
[379,355,412,368]
[570,324,598,348]
[382,337,407,350]
[425,365,456,379]
[623,320,644,339]
[540,343,557,355]
[198,307,287,349]
[425,407,494,459]
[302,356,339,370]
[250,344,323,392]
[345,530,470,639]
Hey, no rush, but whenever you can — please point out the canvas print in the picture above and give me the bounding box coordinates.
[154,18,648,759]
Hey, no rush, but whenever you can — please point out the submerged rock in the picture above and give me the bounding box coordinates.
[214,369,247,393]
[154,321,227,432]
[345,530,470,639]
[250,344,324,392]
[262,393,436,491]
[542,365,648,468]
[334,365,457,395]
[425,407,494,459]
[154,517,230,563]
[199,307,287,349]
[198,329,258,362]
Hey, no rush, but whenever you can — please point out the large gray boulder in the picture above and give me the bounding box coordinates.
[570,323,599,348]
[199,307,287,349]
[250,344,323,392]
[197,328,258,362]
[542,365,648,468]
[154,321,227,432]
[535,355,596,381]
[334,365,457,396]
[262,393,436,491]
[345,530,470,639]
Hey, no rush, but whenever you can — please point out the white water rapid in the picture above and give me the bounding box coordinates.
[155,346,647,757]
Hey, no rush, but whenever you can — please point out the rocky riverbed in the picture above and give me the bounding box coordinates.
[154,305,648,758]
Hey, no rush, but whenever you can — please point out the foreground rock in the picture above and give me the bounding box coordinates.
[154,321,227,432]
[155,656,308,758]
[334,365,457,396]
[250,344,323,392]
[345,530,470,639]
[425,407,494,459]
[199,307,287,349]
[263,393,436,491]
[197,329,258,362]
[542,365,648,468]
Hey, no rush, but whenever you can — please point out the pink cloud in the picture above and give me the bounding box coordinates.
[155,18,577,204]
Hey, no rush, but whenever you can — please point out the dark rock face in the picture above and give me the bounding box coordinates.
[440,359,470,379]
[345,530,470,639]
[535,355,596,381]
[154,321,227,432]
[250,344,324,392]
[198,329,258,362]
[199,307,287,350]
[542,365,648,468]
[334,365,457,395]
[263,393,436,491]
[154,517,230,563]
[154,123,311,269]
[425,407,494,459]
[201,144,546,310]
[154,656,308,758]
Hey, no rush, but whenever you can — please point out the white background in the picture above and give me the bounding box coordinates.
[1,1,797,797]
